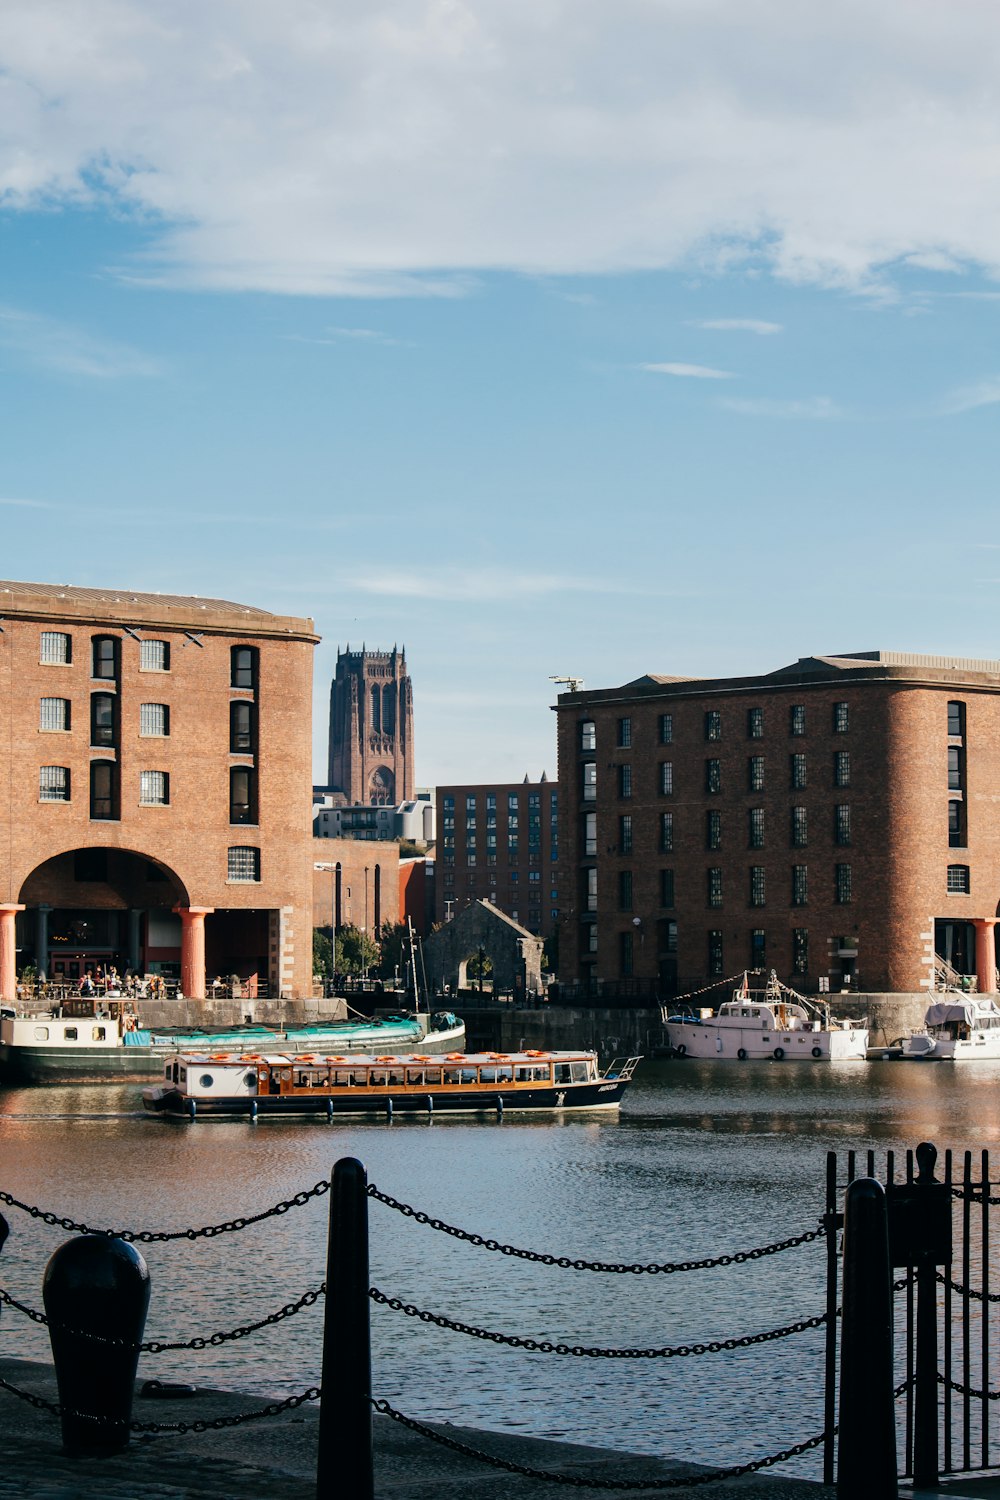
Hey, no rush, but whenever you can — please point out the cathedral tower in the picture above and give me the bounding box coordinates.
[327,647,414,804]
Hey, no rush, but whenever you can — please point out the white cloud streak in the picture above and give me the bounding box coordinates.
[689,318,783,335]
[0,305,161,379]
[939,378,1000,415]
[1,3,1000,295]
[719,395,842,419]
[640,362,735,380]
[349,568,671,602]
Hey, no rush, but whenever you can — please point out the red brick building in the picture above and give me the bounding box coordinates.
[312,837,400,936]
[555,652,1000,997]
[327,647,414,805]
[436,777,559,939]
[0,580,318,1001]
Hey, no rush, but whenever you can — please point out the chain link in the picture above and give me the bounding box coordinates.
[367,1186,824,1274]
[0,1281,325,1351]
[935,1272,1000,1304]
[0,1373,320,1431]
[369,1287,826,1357]
[938,1373,1000,1402]
[0,1180,329,1242]
[371,1397,828,1490]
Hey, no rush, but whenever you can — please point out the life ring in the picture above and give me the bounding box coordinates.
[675,1043,687,1057]
[773,1046,785,1061]
[298,1054,316,1062]
[811,1046,822,1058]
[737,1048,748,1060]
[525,1050,548,1058]
[375,1055,396,1064]
[411,1054,432,1062]
[446,1053,465,1060]
[326,1056,348,1063]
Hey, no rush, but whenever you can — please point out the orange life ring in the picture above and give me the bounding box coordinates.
[411,1054,432,1062]
[375,1055,396,1064]
[298,1054,316,1062]
[445,1052,465,1060]
[326,1055,348,1063]
[524,1050,546,1058]
[494,1054,511,1061]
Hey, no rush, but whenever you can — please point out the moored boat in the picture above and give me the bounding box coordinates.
[664,971,868,1062]
[0,998,465,1084]
[142,1048,642,1119]
[900,996,1000,1061]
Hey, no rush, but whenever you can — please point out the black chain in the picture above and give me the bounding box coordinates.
[371,1397,828,1490]
[936,1272,1000,1304]
[369,1287,826,1357]
[0,1374,320,1431]
[367,1186,824,1273]
[0,1281,325,1350]
[0,1180,329,1242]
[950,1185,1000,1206]
[938,1373,1000,1402]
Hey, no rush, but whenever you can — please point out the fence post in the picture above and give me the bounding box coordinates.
[42,1235,151,1455]
[317,1157,373,1500]
[837,1177,897,1499]
[912,1142,942,1490]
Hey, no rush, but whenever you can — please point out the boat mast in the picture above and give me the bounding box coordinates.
[405,917,424,1014]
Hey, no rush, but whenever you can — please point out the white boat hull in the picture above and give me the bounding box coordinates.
[666,1021,868,1062]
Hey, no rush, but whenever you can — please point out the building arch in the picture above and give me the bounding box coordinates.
[369,766,395,805]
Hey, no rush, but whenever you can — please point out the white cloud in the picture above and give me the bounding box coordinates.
[0,305,161,378]
[0,496,57,508]
[940,378,1000,415]
[1,3,1000,294]
[349,568,668,602]
[640,362,735,379]
[689,318,783,335]
[720,395,842,419]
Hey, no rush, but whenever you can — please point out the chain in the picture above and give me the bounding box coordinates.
[936,1273,1000,1304]
[367,1186,823,1273]
[371,1397,828,1490]
[0,1180,329,1242]
[0,1281,324,1350]
[369,1287,826,1357]
[664,971,749,1008]
[0,1374,320,1431]
[938,1374,1000,1402]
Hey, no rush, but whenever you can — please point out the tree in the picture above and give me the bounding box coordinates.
[313,928,333,979]
[336,924,380,976]
[377,921,408,981]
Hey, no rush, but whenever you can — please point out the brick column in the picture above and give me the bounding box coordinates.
[0,904,26,1002]
[974,918,998,994]
[173,906,214,1000]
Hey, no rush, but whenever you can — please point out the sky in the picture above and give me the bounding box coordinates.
[2,0,1000,786]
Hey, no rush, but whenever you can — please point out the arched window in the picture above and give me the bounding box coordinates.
[91,635,119,681]
[230,767,258,824]
[374,865,381,932]
[91,693,116,748]
[90,760,118,821]
[334,862,343,930]
[382,684,396,736]
[369,768,394,806]
[231,645,258,690]
[230,701,255,753]
[371,684,381,732]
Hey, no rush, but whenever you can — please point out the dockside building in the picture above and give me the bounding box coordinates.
[554,652,1000,998]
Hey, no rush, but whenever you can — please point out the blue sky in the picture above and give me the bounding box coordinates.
[2,1,1000,785]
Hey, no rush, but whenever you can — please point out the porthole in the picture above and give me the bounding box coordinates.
[199,1073,214,1088]
[33,1026,49,1041]
[244,1073,257,1090]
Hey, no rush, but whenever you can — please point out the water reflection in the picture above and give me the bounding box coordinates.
[2,1058,999,1477]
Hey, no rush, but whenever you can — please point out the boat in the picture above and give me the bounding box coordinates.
[0,997,465,1084]
[142,1049,642,1119]
[900,996,1000,1061]
[663,971,868,1061]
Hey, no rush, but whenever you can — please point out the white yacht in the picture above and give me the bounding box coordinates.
[901,996,1000,1061]
[663,971,868,1062]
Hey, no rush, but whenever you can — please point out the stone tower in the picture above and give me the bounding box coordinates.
[327,647,414,805]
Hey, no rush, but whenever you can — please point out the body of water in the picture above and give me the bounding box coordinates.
[1,1057,998,1479]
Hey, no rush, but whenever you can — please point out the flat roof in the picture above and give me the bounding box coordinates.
[0,579,318,642]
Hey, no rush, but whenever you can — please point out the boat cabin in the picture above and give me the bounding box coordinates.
[716,1000,817,1032]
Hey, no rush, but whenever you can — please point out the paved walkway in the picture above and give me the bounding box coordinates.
[0,1358,834,1499]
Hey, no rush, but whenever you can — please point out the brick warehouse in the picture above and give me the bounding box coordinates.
[0,580,318,1002]
[436,777,559,939]
[554,651,1000,999]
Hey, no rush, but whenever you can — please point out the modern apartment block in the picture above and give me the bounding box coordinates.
[435,777,559,938]
[0,579,318,1001]
[554,652,1000,997]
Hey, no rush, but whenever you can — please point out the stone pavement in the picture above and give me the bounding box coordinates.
[0,1357,835,1499]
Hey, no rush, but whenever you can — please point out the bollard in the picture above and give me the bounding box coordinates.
[42,1235,151,1455]
[317,1157,373,1500]
[837,1177,897,1499]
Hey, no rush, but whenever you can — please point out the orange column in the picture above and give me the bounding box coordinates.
[974,918,998,994]
[174,906,214,999]
[0,904,25,1002]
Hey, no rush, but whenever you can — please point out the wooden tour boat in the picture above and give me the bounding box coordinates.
[142,1048,642,1119]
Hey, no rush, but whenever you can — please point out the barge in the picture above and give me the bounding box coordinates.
[142,1049,642,1119]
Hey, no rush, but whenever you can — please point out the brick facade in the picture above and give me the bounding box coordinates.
[555,652,1000,996]
[312,837,400,935]
[435,778,559,939]
[327,648,414,805]
[0,579,317,999]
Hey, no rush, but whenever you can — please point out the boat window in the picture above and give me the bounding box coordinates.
[570,1062,589,1082]
[515,1065,550,1082]
[92,1026,107,1041]
[199,1074,214,1088]
[244,1073,257,1090]
[406,1070,425,1086]
[33,1026,49,1041]
[64,1027,78,1041]
[741,1008,751,1017]
[555,1063,572,1083]
[424,1069,442,1084]
[443,1068,463,1084]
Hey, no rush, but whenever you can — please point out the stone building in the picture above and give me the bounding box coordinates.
[554,651,1000,998]
[326,647,414,805]
[0,579,318,1001]
[435,777,559,938]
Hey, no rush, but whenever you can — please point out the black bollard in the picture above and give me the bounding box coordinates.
[43,1235,151,1455]
[837,1177,897,1499]
[317,1157,373,1500]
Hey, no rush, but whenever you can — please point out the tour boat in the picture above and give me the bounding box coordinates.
[142,1049,642,1119]
[0,999,465,1084]
[900,996,1000,1061]
[663,971,868,1062]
